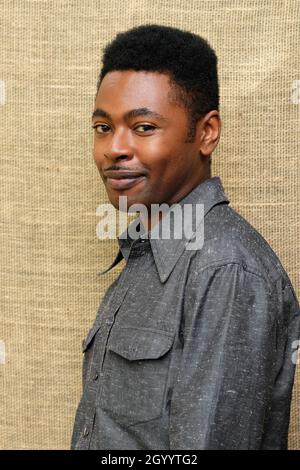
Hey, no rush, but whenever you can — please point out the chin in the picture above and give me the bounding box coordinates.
[105,193,121,210]
[107,190,144,211]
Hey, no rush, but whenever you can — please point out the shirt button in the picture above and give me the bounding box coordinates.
[93,372,99,381]
[106,318,113,326]
[83,426,89,437]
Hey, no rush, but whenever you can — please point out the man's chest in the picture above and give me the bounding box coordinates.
[80,250,190,427]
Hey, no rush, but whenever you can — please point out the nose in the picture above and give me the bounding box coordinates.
[104,128,134,162]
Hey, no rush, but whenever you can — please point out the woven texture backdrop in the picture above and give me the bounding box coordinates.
[0,0,299,449]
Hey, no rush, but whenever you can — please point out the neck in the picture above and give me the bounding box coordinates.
[140,173,212,232]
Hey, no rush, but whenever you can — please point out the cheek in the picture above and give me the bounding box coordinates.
[138,137,179,170]
[146,145,188,179]
[93,145,105,167]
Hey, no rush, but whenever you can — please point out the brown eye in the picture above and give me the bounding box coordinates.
[134,124,156,133]
[92,124,110,133]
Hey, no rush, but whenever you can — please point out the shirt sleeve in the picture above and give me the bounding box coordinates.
[168,262,300,450]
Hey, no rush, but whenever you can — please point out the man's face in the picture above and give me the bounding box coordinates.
[92,70,210,211]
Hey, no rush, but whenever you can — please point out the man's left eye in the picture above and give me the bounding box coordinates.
[134,124,155,132]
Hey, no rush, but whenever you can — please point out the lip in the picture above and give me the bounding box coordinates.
[104,170,146,179]
[106,175,146,190]
[103,169,147,190]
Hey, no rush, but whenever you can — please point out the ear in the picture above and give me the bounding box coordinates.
[197,111,221,157]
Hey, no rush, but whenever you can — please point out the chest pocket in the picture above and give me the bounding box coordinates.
[100,326,175,428]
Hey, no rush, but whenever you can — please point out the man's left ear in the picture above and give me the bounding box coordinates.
[198,111,221,157]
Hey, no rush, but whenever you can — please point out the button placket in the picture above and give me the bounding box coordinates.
[79,250,135,447]
[93,372,99,381]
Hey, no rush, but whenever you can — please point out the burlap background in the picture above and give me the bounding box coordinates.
[0,0,299,450]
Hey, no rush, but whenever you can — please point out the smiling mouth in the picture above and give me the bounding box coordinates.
[106,175,146,190]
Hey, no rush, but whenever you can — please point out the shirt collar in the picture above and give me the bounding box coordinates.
[98,176,230,283]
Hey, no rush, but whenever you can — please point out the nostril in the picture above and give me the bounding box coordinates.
[103,153,129,160]
[116,154,129,160]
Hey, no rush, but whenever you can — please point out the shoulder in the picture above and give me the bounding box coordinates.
[189,202,292,292]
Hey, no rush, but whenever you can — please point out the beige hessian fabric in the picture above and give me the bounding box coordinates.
[0,0,299,449]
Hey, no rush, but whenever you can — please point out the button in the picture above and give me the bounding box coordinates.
[83,426,89,437]
[106,318,113,326]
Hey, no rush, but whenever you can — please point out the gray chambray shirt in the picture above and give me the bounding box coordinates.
[71,176,300,450]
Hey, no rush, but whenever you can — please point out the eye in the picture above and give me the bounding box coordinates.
[92,124,110,134]
[134,124,156,133]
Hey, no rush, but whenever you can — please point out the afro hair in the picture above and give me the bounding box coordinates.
[96,24,219,142]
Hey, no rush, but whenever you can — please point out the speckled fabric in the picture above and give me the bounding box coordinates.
[71,177,300,450]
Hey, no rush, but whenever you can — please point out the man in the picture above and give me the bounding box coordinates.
[71,24,300,450]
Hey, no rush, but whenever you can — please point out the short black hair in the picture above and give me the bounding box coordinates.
[96,24,219,142]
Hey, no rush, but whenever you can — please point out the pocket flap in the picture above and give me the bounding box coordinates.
[108,327,174,361]
[82,323,101,352]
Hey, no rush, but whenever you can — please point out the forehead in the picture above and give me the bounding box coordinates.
[95,70,174,108]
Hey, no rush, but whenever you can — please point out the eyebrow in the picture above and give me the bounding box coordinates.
[91,107,168,122]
